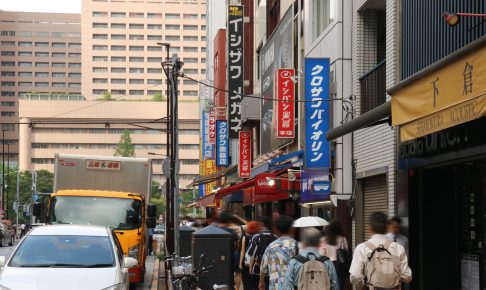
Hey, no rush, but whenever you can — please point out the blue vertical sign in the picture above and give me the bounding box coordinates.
[300,170,331,203]
[304,58,330,169]
[202,111,214,159]
[216,120,229,166]
[198,184,205,198]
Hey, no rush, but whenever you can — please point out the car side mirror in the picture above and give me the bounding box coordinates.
[33,202,41,217]
[147,204,157,218]
[0,256,6,267]
[146,217,156,229]
[123,257,138,269]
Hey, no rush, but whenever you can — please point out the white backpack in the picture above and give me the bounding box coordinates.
[365,240,401,289]
[293,254,331,290]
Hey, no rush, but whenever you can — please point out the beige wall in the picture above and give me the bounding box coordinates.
[19,100,200,188]
[0,11,82,163]
[81,0,207,101]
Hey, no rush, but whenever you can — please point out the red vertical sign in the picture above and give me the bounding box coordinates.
[238,131,251,178]
[275,68,295,138]
[208,108,216,144]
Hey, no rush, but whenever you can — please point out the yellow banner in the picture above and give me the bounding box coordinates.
[205,160,216,195]
[391,44,486,140]
[400,92,486,141]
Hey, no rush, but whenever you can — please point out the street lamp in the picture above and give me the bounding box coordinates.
[443,11,486,26]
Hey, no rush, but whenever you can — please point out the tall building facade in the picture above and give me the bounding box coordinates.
[0,11,82,166]
[81,0,207,100]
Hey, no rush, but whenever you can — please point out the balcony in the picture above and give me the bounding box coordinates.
[359,60,386,114]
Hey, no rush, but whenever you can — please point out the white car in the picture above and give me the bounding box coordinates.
[0,225,138,290]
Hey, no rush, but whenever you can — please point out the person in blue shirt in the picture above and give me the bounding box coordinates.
[282,228,339,290]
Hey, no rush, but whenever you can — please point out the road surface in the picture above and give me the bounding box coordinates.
[0,240,19,261]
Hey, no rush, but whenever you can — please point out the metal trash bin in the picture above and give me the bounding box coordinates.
[179,224,194,257]
[192,226,233,290]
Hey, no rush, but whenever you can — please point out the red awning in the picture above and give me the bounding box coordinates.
[242,187,289,206]
[196,193,217,208]
[216,178,255,199]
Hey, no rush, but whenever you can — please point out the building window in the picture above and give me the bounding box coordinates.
[1,71,15,76]
[68,83,81,88]
[165,13,180,19]
[1,61,15,66]
[52,72,66,78]
[183,57,198,63]
[129,23,144,29]
[201,14,206,19]
[1,102,15,107]
[52,62,66,67]
[201,36,206,41]
[165,35,180,41]
[93,11,107,17]
[148,13,163,18]
[181,159,199,165]
[93,78,108,83]
[129,57,144,62]
[34,82,47,87]
[111,23,126,29]
[68,63,81,68]
[52,42,66,48]
[52,82,66,87]
[111,34,126,40]
[311,0,335,41]
[147,24,162,30]
[93,45,108,50]
[147,46,162,51]
[183,47,198,52]
[92,89,107,95]
[35,52,49,57]
[111,67,126,73]
[169,46,180,53]
[147,79,162,84]
[183,79,196,85]
[35,31,49,37]
[111,89,125,95]
[147,57,162,62]
[1,31,15,36]
[129,79,144,84]
[18,62,32,67]
[165,25,180,30]
[147,35,162,41]
[129,90,144,95]
[148,68,162,74]
[111,56,126,62]
[18,72,32,77]
[201,69,206,74]
[93,67,108,73]
[129,46,144,51]
[183,25,198,31]
[111,78,126,84]
[93,34,108,39]
[201,58,206,63]
[111,45,126,51]
[129,34,144,40]
[1,82,15,86]
[18,51,32,57]
[129,68,144,73]
[201,47,206,52]
[201,25,206,30]
[18,41,32,47]
[52,52,66,57]
[69,53,81,58]
[93,56,108,62]
[183,90,198,96]
[69,42,81,48]
[69,73,81,78]
[0,92,15,98]
[35,72,49,78]
[92,22,108,28]
[111,12,126,18]
[183,14,198,19]
[35,42,49,47]
[35,62,49,67]
[183,36,198,41]
[129,12,144,18]
[184,69,198,74]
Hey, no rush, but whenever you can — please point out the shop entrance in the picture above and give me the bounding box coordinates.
[410,159,486,289]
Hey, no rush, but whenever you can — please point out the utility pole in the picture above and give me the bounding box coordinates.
[6,144,9,219]
[1,129,5,211]
[16,169,19,227]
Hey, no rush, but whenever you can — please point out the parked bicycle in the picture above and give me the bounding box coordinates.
[170,253,228,290]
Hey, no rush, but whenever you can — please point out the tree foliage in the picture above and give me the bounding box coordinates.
[152,92,166,102]
[114,129,135,157]
[102,91,113,101]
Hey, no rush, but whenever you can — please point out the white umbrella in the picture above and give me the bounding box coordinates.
[292,216,329,228]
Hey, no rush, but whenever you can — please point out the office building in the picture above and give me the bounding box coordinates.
[0,11,82,166]
[81,0,207,101]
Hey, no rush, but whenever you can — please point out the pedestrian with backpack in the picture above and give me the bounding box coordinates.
[282,228,339,290]
[349,212,412,290]
[320,220,351,290]
[259,215,298,290]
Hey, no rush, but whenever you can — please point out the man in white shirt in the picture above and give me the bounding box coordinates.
[386,217,409,256]
[350,212,412,289]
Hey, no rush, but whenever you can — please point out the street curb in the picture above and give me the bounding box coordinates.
[151,258,159,290]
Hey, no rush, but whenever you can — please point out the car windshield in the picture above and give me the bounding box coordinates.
[9,235,115,268]
[48,196,142,230]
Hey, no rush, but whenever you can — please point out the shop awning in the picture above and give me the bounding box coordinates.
[223,191,243,203]
[190,164,237,186]
[243,187,289,206]
[326,102,391,141]
[216,178,255,199]
[196,193,217,208]
[389,36,486,142]
[269,150,304,170]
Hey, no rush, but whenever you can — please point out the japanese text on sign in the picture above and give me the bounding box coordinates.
[275,69,295,138]
[86,160,121,171]
[216,120,229,166]
[227,5,244,139]
[238,131,251,178]
[202,111,214,159]
[208,108,216,144]
[304,58,330,169]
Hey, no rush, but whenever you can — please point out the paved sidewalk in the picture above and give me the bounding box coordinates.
[136,255,156,290]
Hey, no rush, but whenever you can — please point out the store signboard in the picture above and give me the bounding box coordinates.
[216,120,229,166]
[300,170,331,203]
[275,68,295,138]
[238,131,251,178]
